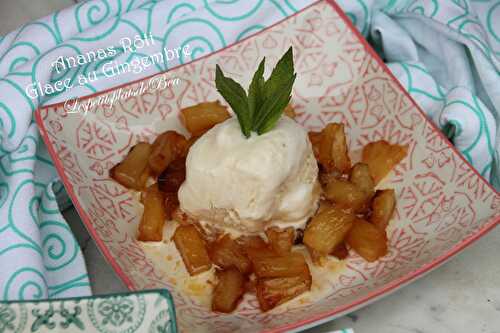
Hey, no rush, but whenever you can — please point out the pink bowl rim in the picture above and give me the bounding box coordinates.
[35,1,500,332]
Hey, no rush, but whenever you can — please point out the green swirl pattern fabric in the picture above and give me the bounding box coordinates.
[337,0,500,185]
[0,0,498,301]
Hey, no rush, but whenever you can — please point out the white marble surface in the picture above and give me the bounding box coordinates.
[64,207,500,333]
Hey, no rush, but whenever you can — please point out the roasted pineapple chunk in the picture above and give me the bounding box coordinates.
[362,140,408,184]
[265,227,295,256]
[157,158,186,194]
[317,200,333,214]
[370,189,396,232]
[256,271,312,312]
[349,163,375,198]
[249,250,309,279]
[163,192,179,220]
[212,268,246,313]
[318,123,351,173]
[308,242,348,263]
[319,169,341,187]
[236,235,268,253]
[306,246,324,266]
[148,131,187,174]
[180,101,231,136]
[110,142,152,190]
[137,184,166,242]
[346,219,388,262]
[330,242,349,260]
[308,131,322,160]
[303,206,355,255]
[208,235,252,274]
[173,225,212,275]
[245,275,257,293]
[324,178,369,213]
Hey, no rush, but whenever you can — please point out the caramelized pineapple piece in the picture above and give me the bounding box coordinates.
[346,219,388,262]
[317,200,333,214]
[245,275,257,293]
[110,142,152,190]
[137,184,166,242]
[324,178,369,213]
[306,246,324,266]
[173,225,212,275]
[249,251,309,279]
[318,123,351,173]
[265,227,295,256]
[362,140,408,184]
[308,131,322,160]
[303,206,355,255]
[308,242,348,264]
[163,192,178,220]
[148,131,187,174]
[349,163,375,198]
[180,101,231,136]
[157,158,186,194]
[236,235,268,254]
[319,169,341,187]
[370,189,396,231]
[256,271,312,312]
[208,235,252,274]
[330,242,349,260]
[212,268,246,313]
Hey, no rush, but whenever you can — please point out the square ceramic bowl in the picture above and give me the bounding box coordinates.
[36,0,500,332]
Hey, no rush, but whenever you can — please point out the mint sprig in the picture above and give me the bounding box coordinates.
[215,47,296,138]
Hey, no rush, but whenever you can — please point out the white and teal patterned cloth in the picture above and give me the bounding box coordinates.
[0,0,498,301]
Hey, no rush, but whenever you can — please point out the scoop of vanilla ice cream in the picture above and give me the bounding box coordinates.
[178,116,320,237]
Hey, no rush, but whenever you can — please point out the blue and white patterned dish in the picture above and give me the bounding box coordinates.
[0,289,176,333]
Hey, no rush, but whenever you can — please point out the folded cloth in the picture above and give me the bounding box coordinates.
[0,0,498,302]
[339,0,499,184]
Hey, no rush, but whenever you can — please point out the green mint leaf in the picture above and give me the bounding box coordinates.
[255,73,296,134]
[263,47,294,102]
[247,58,265,129]
[215,64,251,137]
[214,47,296,138]
[253,47,295,131]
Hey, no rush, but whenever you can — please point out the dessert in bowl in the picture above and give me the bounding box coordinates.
[109,46,409,313]
[36,1,500,332]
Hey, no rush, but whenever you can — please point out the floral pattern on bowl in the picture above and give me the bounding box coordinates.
[0,289,176,333]
[35,0,500,332]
